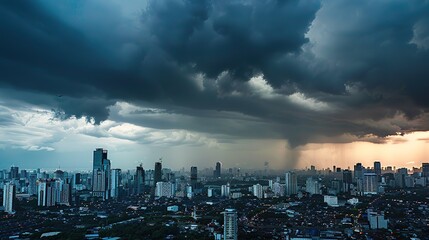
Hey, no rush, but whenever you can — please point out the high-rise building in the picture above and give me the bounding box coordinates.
[20,170,27,179]
[342,169,353,192]
[354,163,364,181]
[374,161,381,178]
[3,182,15,214]
[363,173,378,195]
[395,168,408,188]
[285,171,297,196]
[190,166,198,189]
[135,165,145,195]
[111,169,121,198]
[221,183,230,197]
[252,184,263,199]
[38,179,56,207]
[10,166,19,180]
[223,209,238,240]
[154,162,162,186]
[155,182,174,198]
[306,177,320,195]
[74,173,81,185]
[54,169,65,180]
[214,162,222,178]
[58,179,72,206]
[272,182,285,197]
[93,148,107,170]
[28,174,38,196]
[92,148,111,199]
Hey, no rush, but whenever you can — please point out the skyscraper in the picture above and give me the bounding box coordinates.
[422,163,429,178]
[221,183,230,197]
[374,161,381,177]
[363,173,378,195]
[154,162,162,185]
[28,174,38,196]
[3,182,15,214]
[135,165,145,195]
[354,163,364,181]
[306,177,320,195]
[37,179,56,207]
[155,182,174,198]
[285,171,297,196]
[190,166,198,189]
[92,148,111,199]
[111,169,121,198]
[223,209,238,240]
[342,169,353,192]
[214,162,222,178]
[252,183,263,199]
[10,166,19,180]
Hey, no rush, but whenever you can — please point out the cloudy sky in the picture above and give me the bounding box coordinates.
[1,0,429,171]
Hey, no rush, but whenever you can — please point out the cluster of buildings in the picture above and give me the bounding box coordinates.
[2,149,429,239]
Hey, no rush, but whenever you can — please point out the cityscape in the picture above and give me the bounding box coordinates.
[1,148,429,239]
[2,0,429,240]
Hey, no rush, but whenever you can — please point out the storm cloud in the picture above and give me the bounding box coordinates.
[1,0,429,151]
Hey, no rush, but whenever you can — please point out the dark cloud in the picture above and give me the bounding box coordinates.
[1,0,429,148]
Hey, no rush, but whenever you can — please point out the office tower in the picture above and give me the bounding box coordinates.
[145,170,154,187]
[221,183,230,197]
[28,174,38,195]
[306,177,320,195]
[154,162,162,186]
[214,162,222,178]
[342,169,353,192]
[404,176,415,188]
[58,179,72,206]
[3,182,15,214]
[20,170,27,179]
[285,171,297,196]
[395,168,408,188]
[111,169,121,198]
[74,173,81,185]
[363,173,378,195]
[330,179,341,195]
[223,209,238,240]
[54,169,65,180]
[93,148,108,170]
[272,182,285,197]
[38,179,56,207]
[92,148,111,199]
[190,166,198,189]
[155,182,174,198]
[374,161,381,177]
[354,163,364,181]
[10,166,19,180]
[252,184,263,199]
[422,163,429,176]
[135,165,145,195]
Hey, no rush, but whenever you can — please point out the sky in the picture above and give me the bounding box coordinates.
[1,0,429,171]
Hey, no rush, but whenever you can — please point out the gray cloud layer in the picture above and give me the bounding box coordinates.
[1,0,429,148]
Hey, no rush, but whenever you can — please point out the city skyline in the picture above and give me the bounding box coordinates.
[1,2,429,172]
[2,1,429,239]
[1,147,429,239]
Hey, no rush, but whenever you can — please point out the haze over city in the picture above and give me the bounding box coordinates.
[1,0,429,171]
